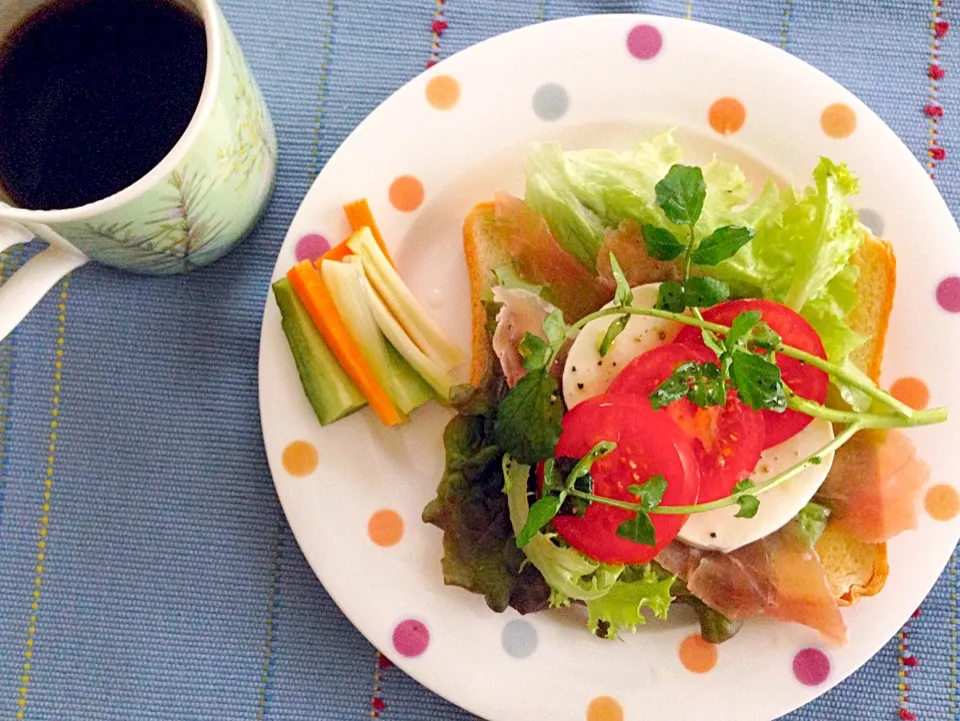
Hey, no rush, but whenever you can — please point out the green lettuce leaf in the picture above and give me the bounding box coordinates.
[524,143,607,271]
[585,566,675,638]
[422,408,550,614]
[525,132,782,268]
[709,158,869,406]
[503,456,623,603]
[504,457,679,636]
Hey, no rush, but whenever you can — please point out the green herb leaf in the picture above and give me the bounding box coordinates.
[547,445,612,519]
[519,333,551,371]
[641,224,684,260]
[691,225,755,266]
[725,310,762,350]
[494,370,564,464]
[543,309,568,348]
[626,474,667,510]
[566,442,616,487]
[655,281,685,313]
[796,502,830,544]
[517,495,564,547]
[599,314,630,358]
[729,352,787,412]
[655,165,707,227]
[683,277,730,308]
[732,479,760,519]
[608,253,634,307]
[616,511,657,546]
[701,328,726,357]
[541,457,566,494]
[650,361,727,410]
[747,321,781,352]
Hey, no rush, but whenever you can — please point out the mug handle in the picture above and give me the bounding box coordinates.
[0,219,88,342]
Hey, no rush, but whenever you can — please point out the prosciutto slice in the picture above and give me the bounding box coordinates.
[658,523,847,645]
[493,193,609,321]
[815,429,929,544]
[491,287,559,388]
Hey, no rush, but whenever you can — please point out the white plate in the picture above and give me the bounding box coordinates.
[258,14,960,721]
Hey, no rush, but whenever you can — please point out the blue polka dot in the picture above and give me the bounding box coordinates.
[859,208,884,236]
[501,619,537,658]
[532,83,569,121]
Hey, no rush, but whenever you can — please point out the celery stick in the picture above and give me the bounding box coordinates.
[347,228,464,369]
[321,259,433,416]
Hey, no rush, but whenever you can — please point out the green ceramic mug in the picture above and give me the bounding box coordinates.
[0,0,277,341]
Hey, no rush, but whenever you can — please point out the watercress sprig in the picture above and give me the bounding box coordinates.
[515,441,616,546]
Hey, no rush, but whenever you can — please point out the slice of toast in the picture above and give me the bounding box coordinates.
[464,200,897,605]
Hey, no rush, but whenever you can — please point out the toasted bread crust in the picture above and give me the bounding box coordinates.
[849,234,897,383]
[464,201,516,386]
[816,522,890,606]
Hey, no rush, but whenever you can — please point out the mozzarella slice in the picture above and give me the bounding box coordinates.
[675,418,835,553]
[561,282,833,554]
[562,284,685,409]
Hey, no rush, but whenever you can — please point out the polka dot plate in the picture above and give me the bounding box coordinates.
[258,14,960,721]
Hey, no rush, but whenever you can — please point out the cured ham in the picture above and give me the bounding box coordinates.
[815,429,929,544]
[493,193,609,321]
[491,287,558,387]
[658,523,847,645]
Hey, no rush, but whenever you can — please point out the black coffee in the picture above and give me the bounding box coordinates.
[0,0,206,210]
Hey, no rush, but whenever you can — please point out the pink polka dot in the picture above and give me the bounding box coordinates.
[627,24,663,60]
[936,276,960,312]
[392,619,429,658]
[295,233,331,262]
[793,648,830,686]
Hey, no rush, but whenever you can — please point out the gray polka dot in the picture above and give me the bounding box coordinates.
[501,619,538,658]
[532,83,569,121]
[859,208,884,236]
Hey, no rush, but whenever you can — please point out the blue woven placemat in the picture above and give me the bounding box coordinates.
[0,1,957,719]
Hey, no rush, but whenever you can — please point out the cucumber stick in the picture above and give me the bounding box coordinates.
[272,278,367,426]
[321,259,433,416]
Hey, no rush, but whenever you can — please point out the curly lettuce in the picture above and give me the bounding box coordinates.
[503,455,676,636]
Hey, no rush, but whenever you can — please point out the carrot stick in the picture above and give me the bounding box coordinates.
[343,199,395,266]
[320,239,352,263]
[287,260,403,426]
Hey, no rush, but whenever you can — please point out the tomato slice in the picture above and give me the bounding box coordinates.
[608,344,765,503]
[548,393,700,565]
[673,299,829,449]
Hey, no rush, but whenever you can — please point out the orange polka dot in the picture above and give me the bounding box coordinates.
[679,633,718,673]
[282,440,318,477]
[708,97,746,135]
[368,509,404,547]
[925,484,960,521]
[389,175,424,212]
[426,75,460,110]
[890,377,930,410]
[586,696,623,721]
[821,103,857,138]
